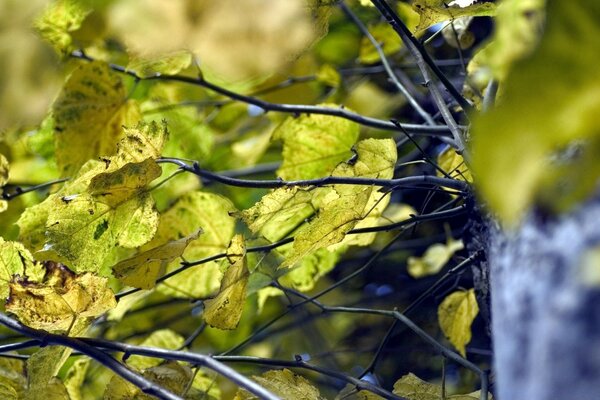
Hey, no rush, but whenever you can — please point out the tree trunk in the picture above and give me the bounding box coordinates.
[489,198,600,400]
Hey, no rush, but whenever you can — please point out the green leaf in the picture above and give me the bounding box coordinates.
[407,237,464,278]
[34,0,91,55]
[112,229,201,290]
[282,138,397,268]
[359,23,402,64]
[144,191,237,299]
[26,346,71,400]
[412,0,496,32]
[64,358,89,400]
[437,289,479,357]
[279,247,341,292]
[234,369,324,400]
[127,329,186,370]
[187,369,221,400]
[0,358,26,400]
[203,235,249,330]
[52,60,140,177]
[315,64,341,88]
[393,372,484,400]
[273,105,359,180]
[128,51,193,78]
[0,238,37,298]
[6,262,116,332]
[471,0,600,224]
[0,153,8,213]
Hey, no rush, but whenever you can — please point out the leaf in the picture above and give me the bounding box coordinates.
[6,262,116,332]
[112,229,201,290]
[279,247,341,292]
[26,346,72,400]
[437,289,479,357]
[104,361,193,400]
[34,0,91,55]
[234,369,324,400]
[437,146,472,182]
[407,237,464,278]
[0,238,37,298]
[144,191,237,299]
[203,235,249,330]
[315,64,341,88]
[0,153,8,213]
[0,358,26,400]
[187,369,221,400]
[52,60,140,176]
[127,329,186,370]
[273,105,359,180]
[128,51,193,78]
[471,0,600,224]
[392,373,483,400]
[64,358,89,400]
[282,138,397,268]
[412,0,496,32]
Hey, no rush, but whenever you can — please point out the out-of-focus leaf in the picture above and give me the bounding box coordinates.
[280,247,341,292]
[52,61,140,177]
[104,361,193,400]
[143,191,236,299]
[437,289,479,357]
[34,0,91,55]
[0,154,8,213]
[112,229,201,290]
[359,24,401,64]
[273,106,359,180]
[412,0,496,32]
[26,346,72,400]
[0,358,26,400]
[186,369,221,400]
[127,329,185,370]
[203,235,249,330]
[282,138,397,268]
[64,358,89,400]
[471,0,600,224]
[407,238,463,278]
[234,369,325,400]
[393,373,484,399]
[7,263,116,332]
[316,64,341,88]
[128,51,193,78]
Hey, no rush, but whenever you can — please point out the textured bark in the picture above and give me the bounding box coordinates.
[489,199,600,400]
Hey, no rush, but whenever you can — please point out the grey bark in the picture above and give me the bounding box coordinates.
[489,198,600,400]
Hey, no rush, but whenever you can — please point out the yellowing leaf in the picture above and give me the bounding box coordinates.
[127,51,192,78]
[6,262,116,332]
[393,373,484,400]
[52,61,140,177]
[274,106,359,180]
[0,153,8,212]
[34,0,91,55]
[127,329,185,370]
[0,238,37,298]
[282,138,397,268]
[359,23,402,64]
[104,361,193,400]
[203,235,249,330]
[64,358,89,400]
[280,247,341,292]
[412,0,496,32]
[112,229,201,290]
[471,0,600,224]
[26,347,71,400]
[0,358,26,400]
[437,289,479,357]
[187,369,221,400]
[316,64,341,88]
[437,146,472,182]
[407,238,464,278]
[144,191,237,299]
[234,369,324,400]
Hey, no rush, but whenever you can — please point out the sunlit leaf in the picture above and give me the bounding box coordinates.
[279,247,341,292]
[113,229,201,290]
[127,329,186,370]
[144,191,236,299]
[407,238,464,278]
[128,51,193,78]
[52,60,140,177]
[64,358,89,400]
[34,0,91,55]
[412,0,496,32]
[393,372,484,400]
[0,239,38,298]
[104,361,193,400]
[26,346,72,400]
[316,64,341,88]
[437,289,479,357]
[203,235,249,330]
[6,262,116,332]
[437,147,472,183]
[234,369,324,400]
[282,138,397,268]
[471,0,600,224]
[273,106,359,180]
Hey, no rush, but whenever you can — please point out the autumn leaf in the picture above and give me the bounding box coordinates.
[437,289,479,357]
[412,0,496,32]
[127,50,193,78]
[203,235,249,330]
[26,346,71,400]
[0,154,9,213]
[407,237,464,278]
[393,372,485,400]
[127,329,186,370]
[234,369,325,400]
[34,0,91,55]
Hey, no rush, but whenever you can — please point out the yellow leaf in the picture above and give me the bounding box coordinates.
[412,0,496,32]
[34,0,91,55]
[127,330,185,370]
[203,235,249,330]
[127,50,192,78]
[316,64,341,87]
[0,238,37,298]
[64,359,89,400]
[437,289,479,357]
[407,238,464,278]
[393,372,485,400]
[437,147,472,182]
[52,61,140,177]
[234,369,325,400]
[274,105,359,180]
[112,229,202,290]
[26,347,71,400]
[6,262,116,332]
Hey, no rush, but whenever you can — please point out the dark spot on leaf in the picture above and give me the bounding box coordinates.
[93,220,109,240]
[88,209,94,215]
